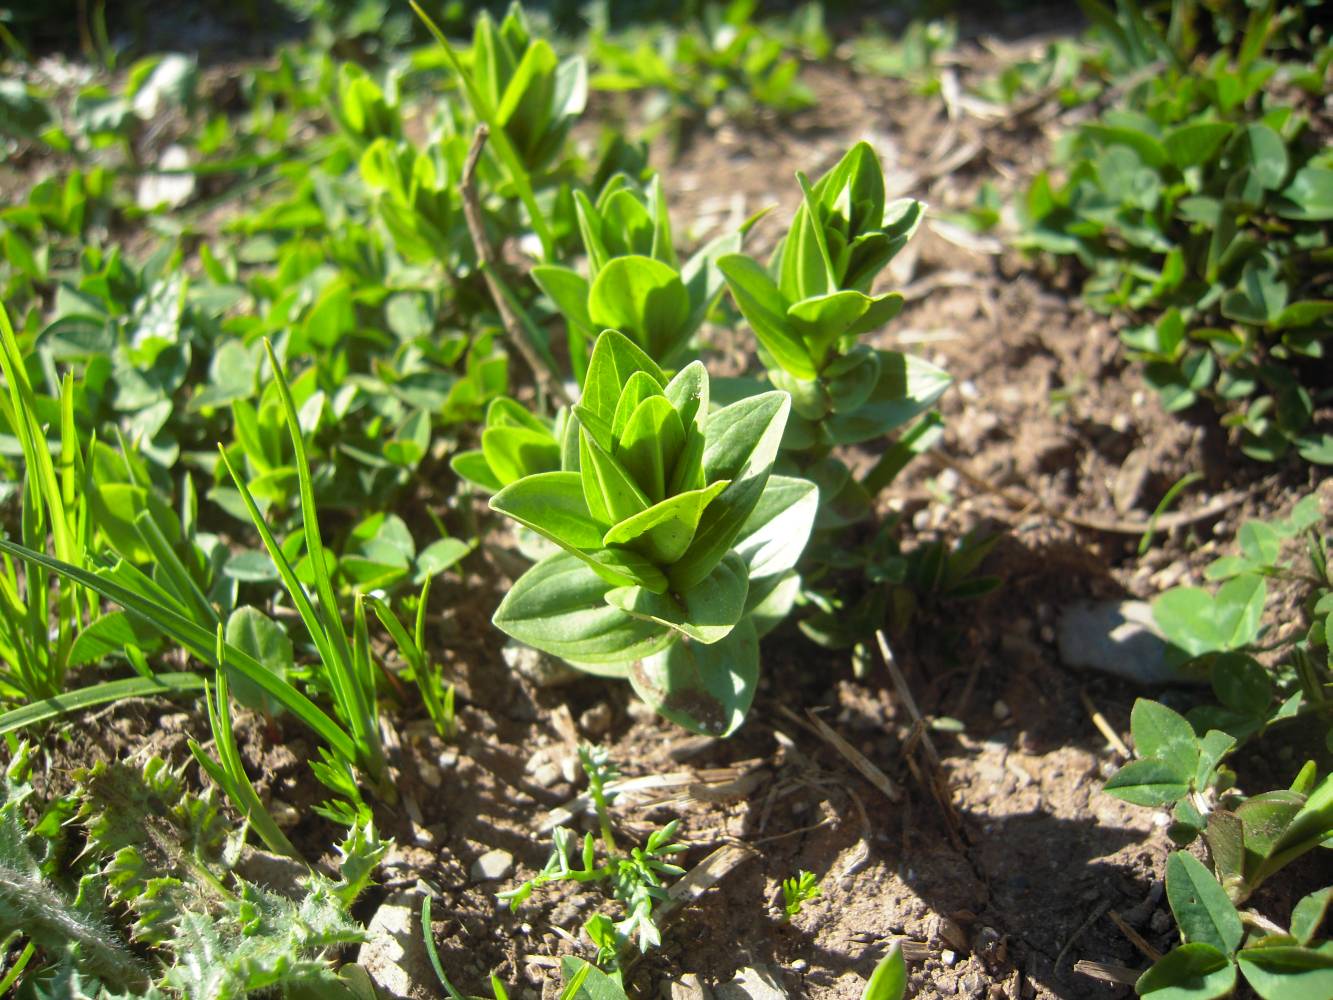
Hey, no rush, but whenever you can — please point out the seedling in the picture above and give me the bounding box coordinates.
[500,746,686,963]
[782,869,821,918]
[863,941,908,1000]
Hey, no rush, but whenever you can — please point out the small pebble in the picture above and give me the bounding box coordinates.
[418,762,442,789]
[580,702,612,737]
[790,960,808,973]
[470,848,514,882]
[942,950,957,967]
[992,699,1010,721]
[269,798,300,829]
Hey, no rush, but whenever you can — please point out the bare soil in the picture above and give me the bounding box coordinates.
[20,29,1333,1000]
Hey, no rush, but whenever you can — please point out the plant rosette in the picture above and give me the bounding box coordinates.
[488,330,817,735]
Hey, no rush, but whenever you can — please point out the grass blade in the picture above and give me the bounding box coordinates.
[0,538,357,761]
[0,673,205,736]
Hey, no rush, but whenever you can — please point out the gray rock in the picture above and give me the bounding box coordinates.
[667,974,713,1000]
[715,965,788,1000]
[470,848,514,882]
[357,891,432,1000]
[1058,600,1202,685]
[503,641,580,688]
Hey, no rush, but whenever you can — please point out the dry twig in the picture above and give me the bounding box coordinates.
[1080,688,1132,758]
[460,125,571,407]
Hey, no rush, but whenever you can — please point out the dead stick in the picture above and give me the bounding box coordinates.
[460,125,571,407]
[876,631,940,769]
[1079,688,1131,758]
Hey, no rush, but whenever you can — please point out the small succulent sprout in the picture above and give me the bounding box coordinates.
[451,396,573,493]
[489,330,817,734]
[470,2,587,174]
[534,173,751,371]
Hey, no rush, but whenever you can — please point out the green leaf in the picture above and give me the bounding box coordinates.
[450,449,505,492]
[1238,521,1281,565]
[606,550,747,644]
[579,431,650,527]
[717,253,815,380]
[602,481,729,566]
[1082,122,1167,168]
[1164,122,1234,169]
[579,330,665,431]
[492,551,674,665]
[1131,699,1199,774]
[862,942,907,1000]
[559,956,630,1000]
[224,607,295,717]
[0,673,205,736]
[1291,888,1332,946]
[531,265,594,338]
[492,471,607,551]
[787,290,903,368]
[1104,758,1193,807]
[630,616,759,736]
[1235,123,1289,190]
[671,392,789,591]
[481,426,560,486]
[1215,575,1267,649]
[1238,942,1333,1000]
[1136,943,1235,1000]
[1257,774,1333,881]
[1166,851,1243,954]
[731,475,819,583]
[588,256,691,362]
[68,611,165,667]
[1276,165,1333,221]
[614,395,684,504]
[824,351,950,445]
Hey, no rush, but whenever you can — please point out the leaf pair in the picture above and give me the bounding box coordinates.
[533,174,744,370]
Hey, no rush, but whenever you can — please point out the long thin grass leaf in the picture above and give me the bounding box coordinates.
[133,510,219,629]
[0,672,205,735]
[261,343,379,766]
[0,538,356,759]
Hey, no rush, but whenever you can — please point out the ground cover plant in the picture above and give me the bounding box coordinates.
[1020,0,1333,464]
[0,1,1330,998]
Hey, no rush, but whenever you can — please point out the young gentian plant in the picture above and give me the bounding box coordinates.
[489,330,816,734]
[718,142,950,525]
